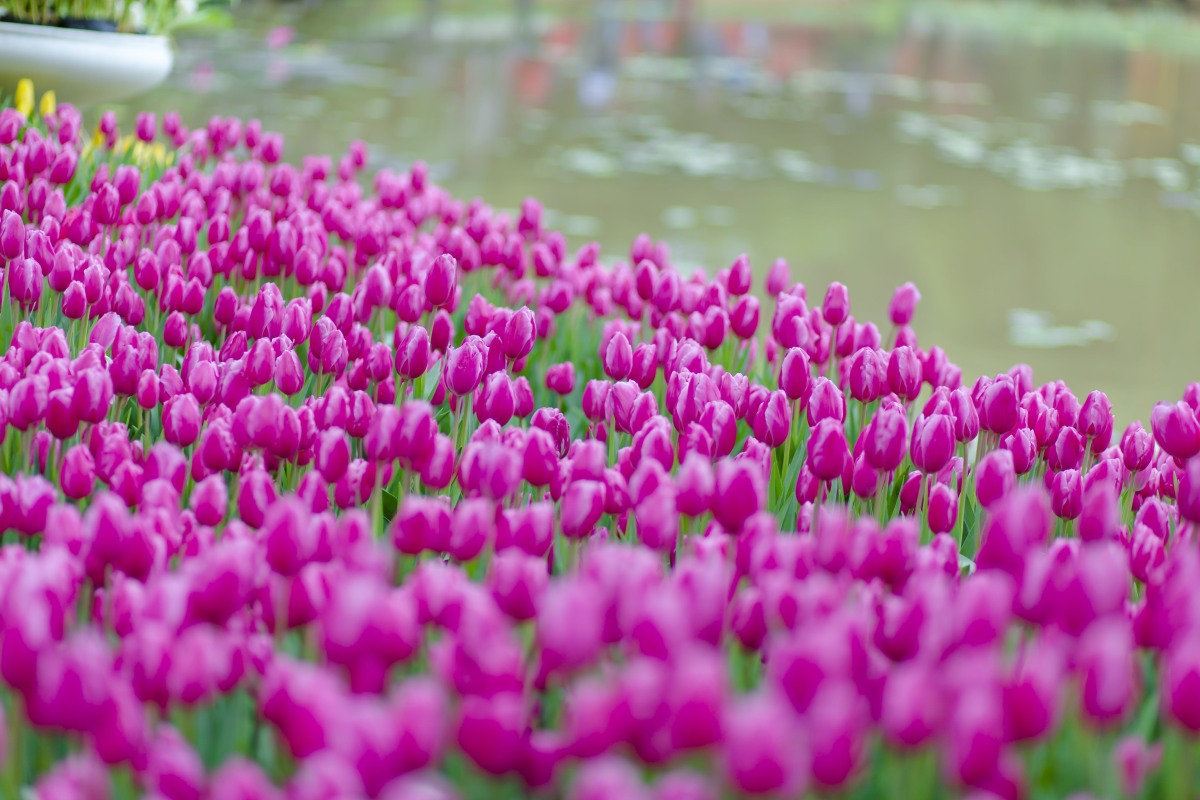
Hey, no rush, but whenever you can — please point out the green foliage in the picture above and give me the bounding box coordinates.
[0,0,235,34]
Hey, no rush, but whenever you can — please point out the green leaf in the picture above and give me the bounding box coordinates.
[0,284,13,355]
[381,488,399,522]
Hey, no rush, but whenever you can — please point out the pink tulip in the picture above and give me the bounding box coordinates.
[603,332,633,381]
[778,347,810,401]
[546,362,576,395]
[910,413,954,473]
[712,459,765,532]
[888,281,921,326]
[1152,400,1200,461]
[562,480,605,539]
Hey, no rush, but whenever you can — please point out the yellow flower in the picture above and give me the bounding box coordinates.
[150,142,168,166]
[14,79,34,119]
[39,90,56,119]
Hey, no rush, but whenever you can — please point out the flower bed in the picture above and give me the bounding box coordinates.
[0,85,1197,800]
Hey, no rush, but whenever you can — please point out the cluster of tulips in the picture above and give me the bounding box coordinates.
[3,86,1200,800]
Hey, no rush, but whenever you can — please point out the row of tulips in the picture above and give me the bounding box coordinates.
[0,87,1199,800]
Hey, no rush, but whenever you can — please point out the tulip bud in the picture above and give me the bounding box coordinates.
[729,295,759,339]
[676,455,715,517]
[502,307,536,362]
[807,419,850,483]
[1178,457,1200,524]
[443,339,483,396]
[488,550,548,622]
[0,210,24,262]
[162,393,202,447]
[237,470,277,529]
[475,372,516,427]
[751,391,791,449]
[1078,617,1136,726]
[949,387,979,443]
[844,347,885,404]
[850,455,879,500]
[1120,421,1154,473]
[396,325,431,381]
[723,692,807,797]
[1050,469,1083,520]
[274,351,304,396]
[630,343,657,390]
[425,253,457,308]
[910,413,954,473]
[806,378,846,426]
[975,450,1015,508]
[546,363,575,396]
[927,483,957,533]
[888,282,920,326]
[561,480,605,539]
[190,475,228,526]
[712,459,765,532]
[60,444,96,499]
[1152,400,1200,461]
[778,347,810,402]
[981,378,1020,435]
[886,346,921,402]
[822,282,849,326]
[863,405,907,472]
[9,258,43,309]
[603,332,633,381]
[1077,390,1114,453]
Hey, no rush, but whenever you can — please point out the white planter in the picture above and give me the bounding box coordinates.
[0,20,173,107]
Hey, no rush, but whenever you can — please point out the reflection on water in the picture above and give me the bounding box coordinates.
[127,0,1200,420]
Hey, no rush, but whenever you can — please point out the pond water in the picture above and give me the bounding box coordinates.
[129,0,1200,422]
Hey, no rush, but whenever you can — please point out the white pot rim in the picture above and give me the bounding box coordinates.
[0,19,170,49]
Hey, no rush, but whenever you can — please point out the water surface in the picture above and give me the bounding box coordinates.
[130,1,1200,421]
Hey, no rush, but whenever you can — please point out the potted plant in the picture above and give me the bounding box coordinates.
[0,1,231,106]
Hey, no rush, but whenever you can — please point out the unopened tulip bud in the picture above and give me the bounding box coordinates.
[981,378,1020,435]
[1121,421,1154,472]
[886,346,921,402]
[1050,469,1083,520]
[162,393,202,447]
[425,253,457,308]
[928,483,957,533]
[1152,401,1200,461]
[396,326,431,381]
[712,459,765,532]
[888,282,921,326]
[910,413,954,473]
[975,450,1015,509]
[561,480,605,540]
[546,363,575,396]
[190,475,228,526]
[864,405,908,472]
[603,332,633,381]
[1177,457,1200,524]
[822,282,849,326]
[60,444,96,499]
[778,347,811,402]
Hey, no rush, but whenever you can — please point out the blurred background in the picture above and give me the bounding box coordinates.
[119,0,1200,421]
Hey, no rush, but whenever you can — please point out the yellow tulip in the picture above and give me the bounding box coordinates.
[14,79,34,119]
[39,90,56,119]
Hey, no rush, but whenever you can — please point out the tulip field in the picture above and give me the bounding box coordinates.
[1,84,1200,799]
